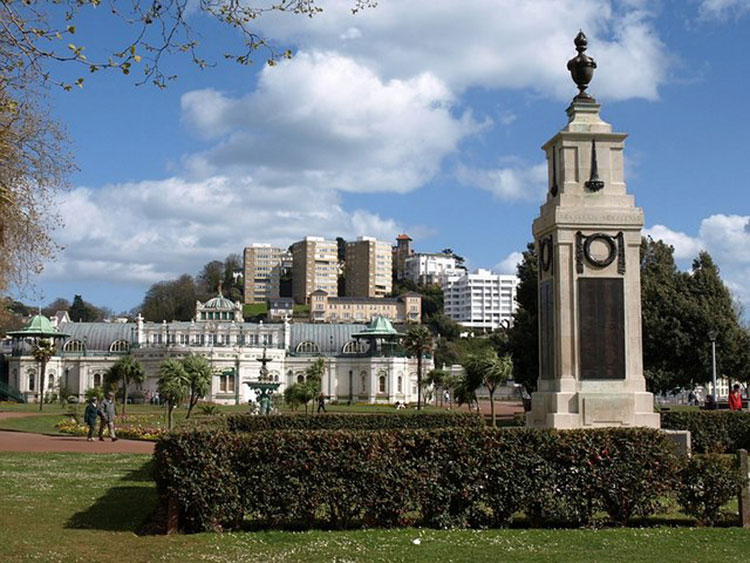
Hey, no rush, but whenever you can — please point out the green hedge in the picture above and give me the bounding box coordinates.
[155,427,682,532]
[661,411,750,453]
[226,411,484,432]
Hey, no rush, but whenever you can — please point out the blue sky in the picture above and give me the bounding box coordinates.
[16,0,750,315]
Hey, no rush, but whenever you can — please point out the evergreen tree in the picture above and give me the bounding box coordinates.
[505,243,538,395]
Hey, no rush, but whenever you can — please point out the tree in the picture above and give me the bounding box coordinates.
[1,1,375,91]
[140,274,197,321]
[223,254,243,301]
[284,382,316,413]
[463,351,513,427]
[104,355,145,415]
[32,338,55,411]
[403,325,434,410]
[181,353,213,419]
[41,297,71,318]
[197,260,225,299]
[504,242,539,395]
[158,358,188,430]
[68,294,97,322]
[424,368,448,406]
[0,92,72,294]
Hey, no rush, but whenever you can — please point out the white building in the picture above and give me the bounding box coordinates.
[442,269,519,330]
[4,293,431,406]
[404,253,462,286]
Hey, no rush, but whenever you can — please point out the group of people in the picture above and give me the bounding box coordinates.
[83,393,118,442]
[699,384,746,411]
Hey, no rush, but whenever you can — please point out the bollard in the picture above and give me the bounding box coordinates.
[738,449,750,528]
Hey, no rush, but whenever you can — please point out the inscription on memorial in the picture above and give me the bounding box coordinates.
[539,280,555,380]
[578,278,625,380]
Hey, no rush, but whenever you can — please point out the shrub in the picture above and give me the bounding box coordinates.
[675,454,746,526]
[226,411,485,433]
[154,426,680,533]
[662,411,750,453]
[198,404,221,416]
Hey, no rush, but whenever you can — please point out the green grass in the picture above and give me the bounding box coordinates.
[0,413,68,434]
[1,452,750,562]
[243,302,269,317]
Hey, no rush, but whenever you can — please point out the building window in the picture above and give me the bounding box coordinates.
[297,374,305,383]
[93,373,102,388]
[360,371,367,393]
[295,341,320,354]
[109,340,130,353]
[397,376,403,393]
[64,340,84,353]
[27,369,35,391]
[378,376,386,394]
[342,340,368,355]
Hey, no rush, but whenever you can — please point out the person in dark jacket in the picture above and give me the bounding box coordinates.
[84,398,99,442]
[98,392,118,442]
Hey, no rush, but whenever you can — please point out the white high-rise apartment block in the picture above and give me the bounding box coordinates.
[442,269,519,330]
[243,244,285,304]
[345,236,393,298]
[404,253,462,285]
[291,236,339,304]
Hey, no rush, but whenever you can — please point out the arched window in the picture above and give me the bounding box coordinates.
[297,373,305,383]
[109,340,130,353]
[64,340,84,353]
[295,341,320,354]
[342,340,369,355]
[378,375,386,394]
[27,369,36,391]
[397,376,403,393]
[47,370,56,389]
[93,373,102,388]
[360,371,367,393]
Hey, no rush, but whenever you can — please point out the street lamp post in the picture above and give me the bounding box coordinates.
[709,330,718,408]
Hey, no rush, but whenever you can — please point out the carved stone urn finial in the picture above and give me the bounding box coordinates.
[567,30,597,102]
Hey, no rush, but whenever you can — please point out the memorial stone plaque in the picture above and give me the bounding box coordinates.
[539,280,555,380]
[578,277,625,380]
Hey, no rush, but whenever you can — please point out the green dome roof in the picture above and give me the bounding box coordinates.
[7,314,68,338]
[203,295,236,310]
[351,316,401,339]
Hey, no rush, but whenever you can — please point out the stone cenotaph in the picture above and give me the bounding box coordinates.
[526,32,660,429]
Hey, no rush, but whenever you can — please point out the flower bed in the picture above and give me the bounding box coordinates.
[56,414,168,441]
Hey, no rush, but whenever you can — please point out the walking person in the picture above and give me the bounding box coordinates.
[98,392,118,442]
[84,397,99,442]
[729,384,743,411]
[317,392,327,414]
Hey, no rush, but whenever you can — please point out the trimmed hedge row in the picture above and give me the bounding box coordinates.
[155,427,684,532]
[226,411,485,432]
[662,411,750,453]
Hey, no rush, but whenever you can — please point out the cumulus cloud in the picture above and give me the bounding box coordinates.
[42,176,413,285]
[456,160,547,202]
[643,224,704,259]
[255,0,670,100]
[181,52,484,193]
[645,215,750,314]
[494,251,524,275]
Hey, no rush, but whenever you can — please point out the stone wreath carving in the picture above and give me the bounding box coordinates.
[576,231,625,274]
[538,235,553,273]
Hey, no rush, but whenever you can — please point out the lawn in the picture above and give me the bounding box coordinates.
[1,452,750,563]
[0,400,448,437]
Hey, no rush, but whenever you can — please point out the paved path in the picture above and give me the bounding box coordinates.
[0,411,155,454]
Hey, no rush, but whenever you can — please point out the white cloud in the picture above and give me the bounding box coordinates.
[494,251,523,275]
[256,0,670,101]
[643,224,704,259]
[645,215,750,315]
[181,52,484,193]
[456,161,547,202]
[698,0,750,20]
[43,176,413,285]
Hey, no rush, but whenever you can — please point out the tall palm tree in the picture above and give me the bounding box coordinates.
[403,325,434,410]
[32,338,55,411]
[104,355,145,415]
[464,352,513,427]
[158,358,188,430]
[181,353,213,419]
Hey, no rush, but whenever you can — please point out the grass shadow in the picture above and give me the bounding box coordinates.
[120,458,155,482]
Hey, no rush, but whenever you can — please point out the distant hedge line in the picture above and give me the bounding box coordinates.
[226,411,484,432]
[154,427,716,533]
[662,411,750,453]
